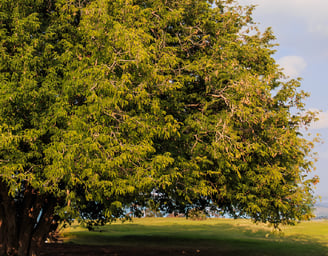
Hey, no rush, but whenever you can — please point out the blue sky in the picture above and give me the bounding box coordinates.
[238,0,328,200]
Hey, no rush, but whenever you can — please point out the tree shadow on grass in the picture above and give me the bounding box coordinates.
[57,221,328,256]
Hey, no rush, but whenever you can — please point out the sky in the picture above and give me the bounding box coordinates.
[238,0,328,201]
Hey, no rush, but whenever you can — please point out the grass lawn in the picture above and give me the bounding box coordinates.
[61,218,328,256]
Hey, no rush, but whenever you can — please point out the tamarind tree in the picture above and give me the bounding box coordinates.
[0,0,318,255]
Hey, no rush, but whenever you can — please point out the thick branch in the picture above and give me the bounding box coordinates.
[29,197,57,256]
[17,187,43,256]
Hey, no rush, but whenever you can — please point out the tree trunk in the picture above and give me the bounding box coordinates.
[0,202,7,256]
[0,180,19,255]
[29,198,57,256]
[17,188,42,256]
[0,180,58,256]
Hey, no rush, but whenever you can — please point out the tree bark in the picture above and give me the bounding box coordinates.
[17,188,43,256]
[0,180,18,255]
[0,202,6,256]
[29,198,57,256]
[0,180,58,256]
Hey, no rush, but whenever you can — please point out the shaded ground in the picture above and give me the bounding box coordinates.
[40,243,208,256]
[44,219,328,256]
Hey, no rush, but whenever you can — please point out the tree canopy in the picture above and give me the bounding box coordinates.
[0,0,319,255]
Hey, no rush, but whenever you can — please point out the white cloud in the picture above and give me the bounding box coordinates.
[239,0,328,37]
[277,56,307,78]
[310,110,328,130]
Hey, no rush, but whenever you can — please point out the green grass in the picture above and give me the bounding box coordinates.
[61,218,328,256]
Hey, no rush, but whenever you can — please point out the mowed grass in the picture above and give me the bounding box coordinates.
[61,218,328,256]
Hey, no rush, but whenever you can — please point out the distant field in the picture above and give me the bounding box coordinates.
[61,218,328,256]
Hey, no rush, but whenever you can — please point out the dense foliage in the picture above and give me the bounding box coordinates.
[0,0,318,255]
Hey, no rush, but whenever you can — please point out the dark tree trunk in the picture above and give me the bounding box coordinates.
[0,180,19,255]
[0,202,7,255]
[17,188,42,256]
[29,198,57,256]
[0,180,58,256]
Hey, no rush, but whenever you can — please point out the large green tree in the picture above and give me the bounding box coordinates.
[0,0,319,255]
